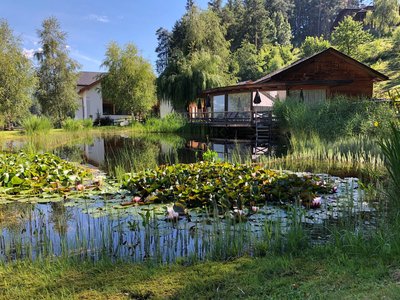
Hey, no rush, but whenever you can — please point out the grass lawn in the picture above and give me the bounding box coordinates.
[1,249,399,299]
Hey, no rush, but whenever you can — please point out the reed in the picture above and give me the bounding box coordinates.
[21,116,53,135]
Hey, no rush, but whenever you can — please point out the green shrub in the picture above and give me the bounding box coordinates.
[62,118,93,131]
[132,113,187,133]
[202,149,220,162]
[273,97,398,140]
[22,116,53,134]
[379,123,400,208]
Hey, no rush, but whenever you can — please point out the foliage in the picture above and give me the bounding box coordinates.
[139,113,187,133]
[290,0,355,45]
[273,97,397,140]
[300,36,331,57]
[0,20,37,129]
[234,42,293,81]
[331,16,373,58]
[101,42,157,118]
[62,118,93,131]
[122,162,333,211]
[202,149,220,162]
[35,17,80,127]
[379,123,400,208]
[392,27,400,52]
[0,152,91,196]
[22,115,53,134]
[157,7,234,111]
[366,0,400,36]
[158,50,234,111]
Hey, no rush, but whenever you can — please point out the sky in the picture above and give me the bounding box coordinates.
[2,0,212,72]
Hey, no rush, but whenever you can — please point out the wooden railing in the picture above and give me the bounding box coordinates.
[183,110,276,127]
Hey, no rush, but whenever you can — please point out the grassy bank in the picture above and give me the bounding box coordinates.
[1,248,399,299]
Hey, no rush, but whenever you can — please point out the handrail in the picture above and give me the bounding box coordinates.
[182,110,276,125]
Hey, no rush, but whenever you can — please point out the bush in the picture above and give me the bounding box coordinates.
[22,116,53,134]
[273,96,398,140]
[135,113,187,133]
[94,116,113,126]
[62,118,93,131]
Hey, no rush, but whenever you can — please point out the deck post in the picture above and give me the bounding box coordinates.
[250,91,254,125]
[224,93,228,123]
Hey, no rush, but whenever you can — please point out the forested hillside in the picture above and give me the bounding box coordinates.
[156,0,400,109]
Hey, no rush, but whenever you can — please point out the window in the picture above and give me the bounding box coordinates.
[103,103,114,115]
[228,92,251,118]
[213,95,225,118]
[288,89,326,105]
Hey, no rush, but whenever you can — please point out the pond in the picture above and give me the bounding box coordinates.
[0,133,379,263]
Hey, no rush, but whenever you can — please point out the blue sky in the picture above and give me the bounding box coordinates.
[2,0,212,72]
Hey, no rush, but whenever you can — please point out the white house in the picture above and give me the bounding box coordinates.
[75,71,130,121]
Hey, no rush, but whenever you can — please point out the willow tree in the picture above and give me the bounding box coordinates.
[101,42,157,119]
[0,20,36,129]
[157,6,234,111]
[35,17,79,126]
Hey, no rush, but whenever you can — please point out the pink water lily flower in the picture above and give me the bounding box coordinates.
[310,197,321,209]
[251,206,259,213]
[76,184,85,191]
[133,196,141,203]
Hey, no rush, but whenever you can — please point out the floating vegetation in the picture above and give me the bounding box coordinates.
[121,162,335,211]
[0,152,94,198]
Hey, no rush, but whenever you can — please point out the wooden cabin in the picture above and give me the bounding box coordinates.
[194,48,388,128]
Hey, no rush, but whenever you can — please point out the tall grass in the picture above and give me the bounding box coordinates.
[21,116,53,135]
[379,123,400,210]
[131,113,187,133]
[62,118,93,131]
[273,96,397,139]
[260,133,386,181]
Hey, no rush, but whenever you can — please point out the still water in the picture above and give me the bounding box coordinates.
[0,134,377,263]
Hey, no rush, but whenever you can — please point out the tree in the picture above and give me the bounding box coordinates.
[366,0,400,36]
[157,8,234,110]
[0,20,36,129]
[101,42,157,119]
[242,0,275,50]
[35,17,79,126]
[155,27,172,74]
[331,16,372,57]
[300,36,331,57]
[234,42,263,81]
[272,12,292,45]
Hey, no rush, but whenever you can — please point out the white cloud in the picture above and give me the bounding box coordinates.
[23,48,42,59]
[70,49,102,66]
[86,14,110,23]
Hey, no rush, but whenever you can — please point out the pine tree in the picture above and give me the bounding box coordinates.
[155,27,172,74]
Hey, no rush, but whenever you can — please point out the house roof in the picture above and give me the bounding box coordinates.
[78,71,105,86]
[203,47,388,95]
[254,47,388,84]
[331,6,374,31]
[77,71,105,94]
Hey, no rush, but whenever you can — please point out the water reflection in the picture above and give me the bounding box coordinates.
[28,134,286,174]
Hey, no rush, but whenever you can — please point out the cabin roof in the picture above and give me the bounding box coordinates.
[254,47,388,84]
[203,47,388,95]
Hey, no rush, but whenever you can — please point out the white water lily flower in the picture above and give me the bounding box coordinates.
[166,206,179,220]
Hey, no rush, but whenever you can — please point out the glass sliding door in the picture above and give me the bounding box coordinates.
[228,92,251,118]
[212,94,225,118]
